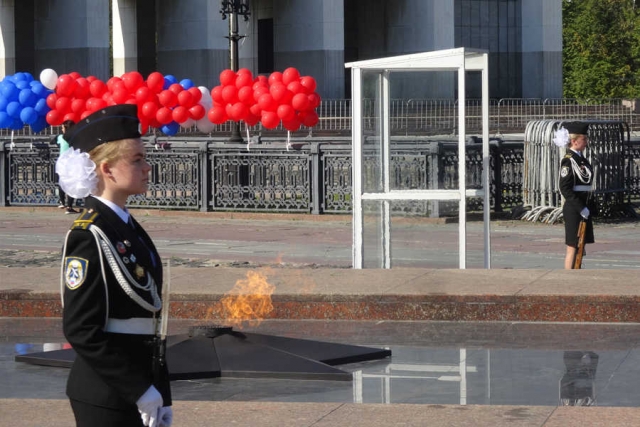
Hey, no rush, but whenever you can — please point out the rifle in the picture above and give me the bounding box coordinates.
[573,219,587,269]
[153,260,170,382]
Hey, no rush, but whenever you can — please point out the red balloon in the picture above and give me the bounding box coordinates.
[46,110,63,126]
[135,86,151,104]
[46,93,58,109]
[268,71,283,85]
[270,83,290,103]
[86,75,97,83]
[211,86,224,104]
[237,68,252,76]
[158,90,178,108]
[261,111,279,129]
[291,93,310,111]
[225,103,234,119]
[221,85,238,104]
[249,103,262,117]
[68,72,81,80]
[253,86,269,102]
[187,87,202,104]
[229,102,249,121]
[63,113,78,123]
[56,74,77,97]
[177,90,194,108]
[169,83,183,95]
[112,88,130,104]
[254,75,269,87]
[277,104,295,122]
[139,118,149,135]
[90,80,107,98]
[235,72,253,89]
[71,98,86,114]
[282,67,301,85]
[283,116,301,132]
[220,69,236,86]
[141,101,158,119]
[300,110,319,127]
[238,86,254,105]
[125,98,138,105]
[208,106,227,125]
[156,107,173,125]
[258,93,276,111]
[300,76,317,94]
[86,97,107,112]
[80,110,93,120]
[146,72,165,93]
[106,77,123,93]
[172,106,190,123]
[55,96,72,114]
[244,113,260,127]
[287,81,304,95]
[308,93,321,109]
[74,78,91,99]
[123,71,144,92]
[188,104,206,120]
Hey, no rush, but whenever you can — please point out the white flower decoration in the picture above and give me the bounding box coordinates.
[553,126,569,147]
[56,149,98,199]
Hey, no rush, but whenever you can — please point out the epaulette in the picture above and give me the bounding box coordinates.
[71,209,100,230]
[564,153,573,159]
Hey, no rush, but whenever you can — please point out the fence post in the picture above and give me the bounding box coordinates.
[310,142,321,214]
[491,141,503,213]
[0,142,6,206]
[200,141,210,212]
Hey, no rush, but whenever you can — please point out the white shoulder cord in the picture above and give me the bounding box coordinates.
[569,157,592,184]
[89,225,161,313]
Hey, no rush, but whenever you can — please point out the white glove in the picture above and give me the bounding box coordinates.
[580,207,590,219]
[158,406,173,427]
[136,385,163,427]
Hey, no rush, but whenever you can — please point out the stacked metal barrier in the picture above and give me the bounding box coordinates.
[521,120,630,223]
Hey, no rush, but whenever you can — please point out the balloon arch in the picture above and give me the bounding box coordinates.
[0,67,321,136]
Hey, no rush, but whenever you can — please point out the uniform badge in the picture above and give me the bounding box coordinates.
[135,264,145,279]
[561,166,569,177]
[116,242,127,254]
[124,240,132,247]
[64,257,89,290]
[130,254,137,263]
[122,256,130,264]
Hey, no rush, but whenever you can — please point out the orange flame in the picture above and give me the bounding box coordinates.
[220,269,275,329]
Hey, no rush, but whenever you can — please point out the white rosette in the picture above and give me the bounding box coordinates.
[56,148,98,198]
[553,126,569,147]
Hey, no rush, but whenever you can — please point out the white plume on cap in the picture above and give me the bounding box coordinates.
[56,148,98,198]
[553,126,569,147]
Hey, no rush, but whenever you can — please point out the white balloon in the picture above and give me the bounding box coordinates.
[180,117,195,129]
[39,68,58,90]
[196,117,215,133]
[198,86,212,102]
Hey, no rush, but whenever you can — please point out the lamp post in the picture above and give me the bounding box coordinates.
[220,0,250,142]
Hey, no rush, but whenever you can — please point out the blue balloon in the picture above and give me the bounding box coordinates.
[30,115,48,133]
[160,121,179,136]
[0,97,8,112]
[1,82,19,102]
[29,81,48,97]
[18,88,37,107]
[0,111,11,127]
[9,117,23,130]
[34,98,50,115]
[20,106,38,125]
[163,75,177,90]
[6,101,21,119]
[14,343,33,355]
[180,79,194,89]
[15,80,29,90]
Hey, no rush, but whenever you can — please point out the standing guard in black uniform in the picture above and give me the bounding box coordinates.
[555,121,595,269]
[58,105,172,427]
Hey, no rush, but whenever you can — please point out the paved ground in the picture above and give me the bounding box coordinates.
[2,206,640,426]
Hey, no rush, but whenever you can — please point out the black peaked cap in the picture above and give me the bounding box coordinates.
[64,104,142,153]
[562,121,589,135]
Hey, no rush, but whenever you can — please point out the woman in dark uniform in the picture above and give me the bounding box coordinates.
[58,105,172,427]
[557,121,594,269]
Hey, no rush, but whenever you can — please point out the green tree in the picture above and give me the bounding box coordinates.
[563,0,640,98]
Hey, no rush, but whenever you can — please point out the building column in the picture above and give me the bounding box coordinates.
[0,0,16,79]
[112,0,138,77]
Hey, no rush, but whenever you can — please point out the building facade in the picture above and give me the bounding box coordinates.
[0,0,561,100]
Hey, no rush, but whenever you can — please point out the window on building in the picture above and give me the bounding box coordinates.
[258,18,274,74]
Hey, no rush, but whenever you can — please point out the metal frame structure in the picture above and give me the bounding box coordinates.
[346,48,491,269]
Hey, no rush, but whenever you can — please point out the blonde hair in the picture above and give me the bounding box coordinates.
[89,138,140,173]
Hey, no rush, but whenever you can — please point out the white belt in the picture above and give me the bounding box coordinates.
[105,318,155,335]
[573,185,592,192]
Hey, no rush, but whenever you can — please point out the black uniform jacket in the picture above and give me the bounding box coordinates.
[62,196,171,409]
[559,150,595,246]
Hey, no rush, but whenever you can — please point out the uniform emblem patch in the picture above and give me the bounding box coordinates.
[116,242,126,254]
[64,257,89,289]
[561,166,569,177]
